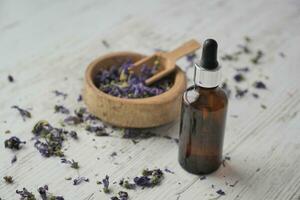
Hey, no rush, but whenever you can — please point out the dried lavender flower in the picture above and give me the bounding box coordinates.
[11,106,31,121]
[102,175,110,193]
[133,176,151,187]
[102,40,110,48]
[252,93,259,98]
[54,105,70,114]
[8,75,14,82]
[63,116,82,125]
[235,67,249,72]
[221,53,239,61]
[94,59,172,98]
[86,125,109,136]
[216,189,226,195]
[123,129,156,139]
[37,185,64,200]
[261,104,267,109]
[69,131,78,140]
[253,81,267,89]
[235,87,248,98]
[63,107,98,125]
[32,120,76,157]
[134,169,164,187]
[16,188,36,200]
[4,136,26,150]
[237,44,251,54]
[110,152,117,157]
[11,155,17,164]
[164,168,175,174]
[77,95,83,102]
[37,185,48,200]
[61,158,79,169]
[233,73,245,82]
[251,50,264,64]
[186,52,197,62]
[53,90,67,99]
[73,177,89,185]
[186,53,198,68]
[118,191,129,200]
[279,52,285,58]
[244,36,251,43]
[3,176,13,184]
[119,179,136,190]
[34,140,63,157]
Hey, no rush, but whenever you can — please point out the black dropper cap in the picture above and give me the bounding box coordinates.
[199,39,218,70]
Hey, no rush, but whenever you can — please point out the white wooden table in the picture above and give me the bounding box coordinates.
[1,0,300,199]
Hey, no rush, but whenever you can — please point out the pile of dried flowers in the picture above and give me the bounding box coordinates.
[32,120,78,157]
[94,59,172,98]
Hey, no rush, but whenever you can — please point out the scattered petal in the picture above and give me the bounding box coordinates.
[11,106,31,121]
[3,176,13,184]
[4,136,26,150]
[53,90,67,99]
[73,177,89,186]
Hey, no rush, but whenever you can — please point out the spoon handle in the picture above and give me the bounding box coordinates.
[166,39,201,60]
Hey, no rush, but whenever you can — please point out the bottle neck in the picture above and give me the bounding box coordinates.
[193,63,222,88]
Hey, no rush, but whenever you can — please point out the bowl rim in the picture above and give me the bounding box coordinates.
[85,51,186,105]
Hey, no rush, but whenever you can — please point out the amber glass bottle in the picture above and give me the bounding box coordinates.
[178,39,228,174]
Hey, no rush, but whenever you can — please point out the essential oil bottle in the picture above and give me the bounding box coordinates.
[178,39,228,174]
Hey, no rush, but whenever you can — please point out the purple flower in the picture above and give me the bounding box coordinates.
[32,120,77,158]
[94,59,172,99]
[253,81,267,89]
[186,53,197,62]
[85,125,109,136]
[164,168,175,174]
[38,185,64,200]
[118,191,129,200]
[134,176,151,187]
[61,158,79,169]
[134,169,164,187]
[77,94,83,102]
[73,177,89,185]
[34,140,52,157]
[53,90,67,99]
[216,189,226,196]
[16,188,36,200]
[8,75,14,82]
[54,105,70,114]
[63,116,83,125]
[11,155,17,164]
[102,175,110,193]
[4,136,26,150]
[111,191,129,200]
[37,185,48,200]
[11,105,31,121]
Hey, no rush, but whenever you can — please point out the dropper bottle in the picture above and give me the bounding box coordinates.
[178,39,228,174]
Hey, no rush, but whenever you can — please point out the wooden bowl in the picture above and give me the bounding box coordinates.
[83,52,187,128]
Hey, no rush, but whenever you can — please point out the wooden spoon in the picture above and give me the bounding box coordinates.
[129,39,201,85]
